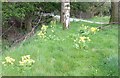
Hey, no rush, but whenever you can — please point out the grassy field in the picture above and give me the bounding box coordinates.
[1,17,118,76]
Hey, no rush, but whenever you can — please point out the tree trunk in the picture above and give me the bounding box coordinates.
[118,1,120,24]
[109,1,119,24]
[60,2,64,23]
[24,14,32,32]
[61,0,70,29]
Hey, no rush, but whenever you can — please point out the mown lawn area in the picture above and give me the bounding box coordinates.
[1,17,118,76]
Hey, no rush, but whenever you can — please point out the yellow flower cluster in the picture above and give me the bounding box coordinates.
[84,26,89,30]
[79,24,90,35]
[2,55,35,68]
[50,21,56,28]
[80,24,99,35]
[50,21,56,33]
[73,24,99,49]
[81,24,89,29]
[2,56,15,65]
[41,25,48,32]
[51,30,54,33]
[38,25,48,38]
[19,55,35,66]
[38,31,46,38]
[74,36,91,49]
[90,27,99,33]
[79,36,91,43]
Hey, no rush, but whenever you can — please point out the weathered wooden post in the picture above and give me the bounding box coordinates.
[61,0,70,29]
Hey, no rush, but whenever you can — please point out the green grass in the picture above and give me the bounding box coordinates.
[1,18,118,76]
[88,16,110,23]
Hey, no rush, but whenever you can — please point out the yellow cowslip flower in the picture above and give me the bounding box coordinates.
[82,24,84,27]
[25,55,30,59]
[19,55,35,66]
[38,31,43,36]
[40,34,45,38]
[38,31,47,38]
[38,25,48,39]
[28,59,35,64]
[74,39,77,42]
[5,56,15,65]
[90,27,97,33]
[22,58,29,63]
[50,21,54,25]
[51,30,54,33]
[43,32,46,34]
[40,33,44,36]
[84,26,88,29]
[50,25,53,28]
[2,62,6,66]
[51,21,56,25]
[9,61,14,64]
[75,44,79,49]
[19,61,25,66]
[41,36,46,39]
[31,59,35,63]
[96,28,99,31]
[79,36,86,42]
[41,25,48,31]
[22,55,30,61]
[2,62,5,64]
[38,32,45,38]
[86,37,91,41]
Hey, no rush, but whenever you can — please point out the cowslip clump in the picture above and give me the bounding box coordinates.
[74,36,91,49]
[50,20,56,28]
[19,55,35,67]
[90,27,99,34]
[50,21,56,34]
[37,25,48,39]
[79,24,99,35]
[2,56,15,66]
[79,24,90,36]
[73,24,99,49]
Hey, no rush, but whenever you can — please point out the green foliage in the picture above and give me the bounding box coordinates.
[2,2,60,20]
[2,3,39,20]
[70,2,110,18]
[2,2,61,30]
[38,2,60,12]
[71,2,90,12]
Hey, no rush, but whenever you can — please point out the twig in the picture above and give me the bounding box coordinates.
[0,25,13,37]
